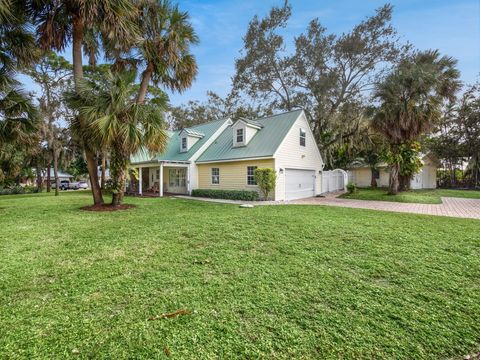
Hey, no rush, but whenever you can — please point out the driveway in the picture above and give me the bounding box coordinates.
[178,194,480,220]
[291,194,480,220]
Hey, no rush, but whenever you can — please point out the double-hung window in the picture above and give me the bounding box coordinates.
[247,166,257,185]
[181,137,187,151]
[300,128,306,147]
[211,168,220,184]
[236,128,244,143]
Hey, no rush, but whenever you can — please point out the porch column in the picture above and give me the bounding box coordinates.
[186,165,190,194]
[138,167,142,195]
[159,163,163,197]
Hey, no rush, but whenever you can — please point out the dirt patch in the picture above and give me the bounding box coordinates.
[80,204,136,212]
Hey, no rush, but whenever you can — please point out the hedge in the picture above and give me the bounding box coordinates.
[191,189,259,201]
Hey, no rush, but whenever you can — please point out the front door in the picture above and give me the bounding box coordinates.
[167,168,187,194]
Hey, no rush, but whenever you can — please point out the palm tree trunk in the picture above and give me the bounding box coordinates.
[101,151,106,189]
[72,16,84,81]
[370,168,377,188]
[136,62,154,104]
[388,163,400,195]
[111,167,126,206]
[46,162,51,192]
[35,163,42,192]
[52,147,59,196]
[85,150,104,204]
[72,15,104,205]
[110,145,128,206]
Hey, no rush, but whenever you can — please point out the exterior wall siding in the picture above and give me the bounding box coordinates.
[197,159,275,197]
[351,164,437,189]
[273,112,324,200]
[349,167,389,188]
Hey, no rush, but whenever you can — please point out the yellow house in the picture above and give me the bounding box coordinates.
[348,154,439,189]
[130,110,327,201]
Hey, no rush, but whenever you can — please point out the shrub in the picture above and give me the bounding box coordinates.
[346,182,357,194]
[192,189,259,201]
[0,185,25,195]
[254,168,276,200]
[23,185,39,193]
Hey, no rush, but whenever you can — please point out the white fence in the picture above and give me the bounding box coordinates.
[321,169,348,193]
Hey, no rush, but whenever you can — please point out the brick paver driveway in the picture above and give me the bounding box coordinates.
[291,195,480,220]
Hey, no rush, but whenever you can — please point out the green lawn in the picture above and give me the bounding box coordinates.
[340,187,480,204]
[1,192,479,359]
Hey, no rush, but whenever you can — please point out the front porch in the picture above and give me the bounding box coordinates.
[127,161,190,197]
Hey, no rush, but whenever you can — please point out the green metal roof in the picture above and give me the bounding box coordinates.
[130,118,229,164]
[181,128,205,138]
[196,109,303,163]
[237,118,263,128]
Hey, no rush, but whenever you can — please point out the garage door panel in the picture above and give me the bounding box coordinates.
[285,169,315,200]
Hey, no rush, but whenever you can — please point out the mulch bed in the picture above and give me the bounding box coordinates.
[80,204,136,212]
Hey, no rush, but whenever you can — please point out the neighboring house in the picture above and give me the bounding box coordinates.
[130,109,326,200]
[348,154,439,189]
[29,169,74,186]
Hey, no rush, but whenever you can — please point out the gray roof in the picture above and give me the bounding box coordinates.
[196,110,303,163]
[42,169,74,178]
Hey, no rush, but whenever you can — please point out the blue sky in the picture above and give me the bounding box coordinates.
[21,0,480,106]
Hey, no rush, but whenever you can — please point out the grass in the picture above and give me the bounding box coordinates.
[340,187,480,204]
[0,191,479,359]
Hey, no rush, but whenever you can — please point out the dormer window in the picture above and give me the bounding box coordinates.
[179,128,204,152]
[236,128,244,143]
[232,119,262,147]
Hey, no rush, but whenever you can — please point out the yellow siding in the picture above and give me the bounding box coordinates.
[197,159,275,193]
[350,168,371,187]
[350,167,390,187]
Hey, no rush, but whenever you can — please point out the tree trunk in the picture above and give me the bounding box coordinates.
[72,16,85,82]
[72,15,104,205]
[35,164,42,192]
[101,151,106,189]
[52,147,60,196]
[399,174,410,192]
[110,145,128,206]
[136,62,154,104]
[388,163,400,195]
[85,150,104,205]
[46,162,51,192]
[370,168,377,188]
[111,167,126,206]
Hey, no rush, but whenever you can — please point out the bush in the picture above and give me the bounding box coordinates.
[254,168,276,200]
[346,182,357,194]
[192,189,259,201]
[0,185,25,195]
[23,185,39,193]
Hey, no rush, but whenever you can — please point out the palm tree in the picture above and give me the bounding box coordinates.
[133,0,198,104]
[28,0,139,205]
[372,50,461,194]
[1,0,38,142]
[67,70,168,206]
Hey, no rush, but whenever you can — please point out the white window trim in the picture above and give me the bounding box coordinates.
[246,166,257,186]
[211,167,220,185]
[181,137,188,151]
[236,128,244,144]
[300,128,306,147]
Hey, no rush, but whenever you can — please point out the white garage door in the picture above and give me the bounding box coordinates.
[285,169,315,200]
